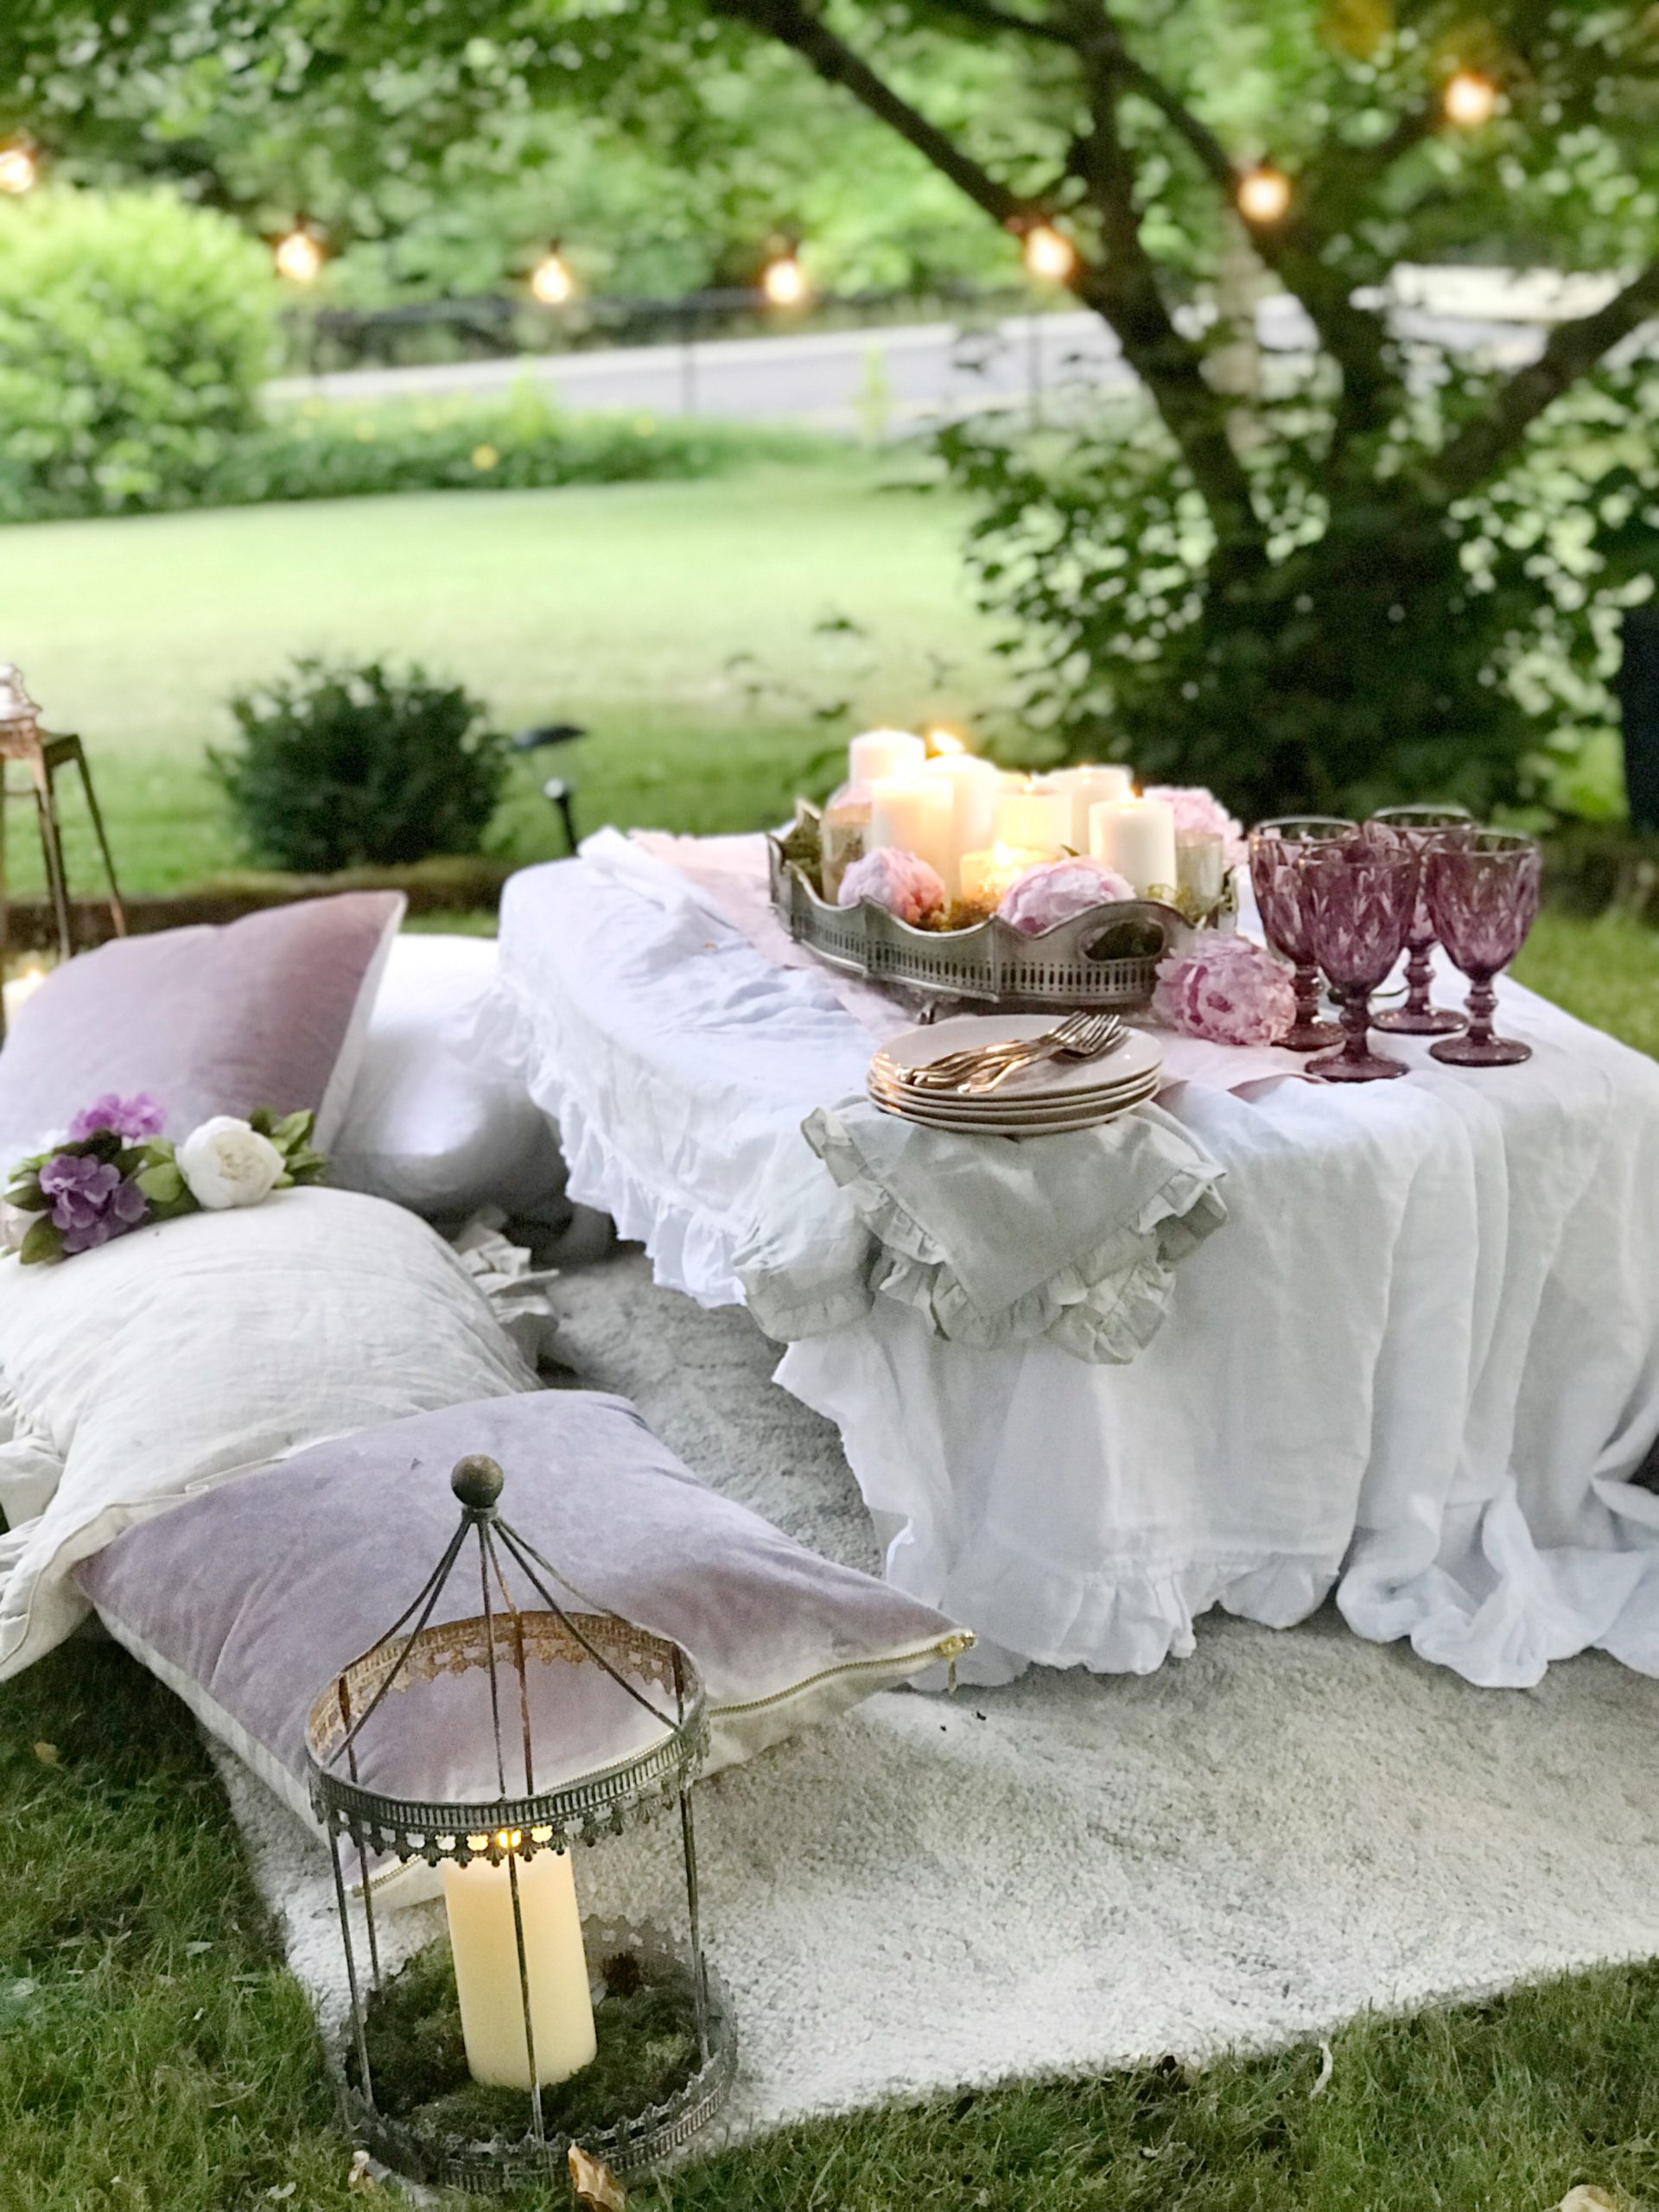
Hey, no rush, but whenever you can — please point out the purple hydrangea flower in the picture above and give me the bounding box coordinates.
[68,1093,166,1144]
[38,1150,149,1254]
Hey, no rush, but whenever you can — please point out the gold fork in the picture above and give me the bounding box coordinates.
[960,1011,1125,1095]
[902,1011,1107,1092]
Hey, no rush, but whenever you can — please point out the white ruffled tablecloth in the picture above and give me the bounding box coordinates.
[474,831,1659,1690]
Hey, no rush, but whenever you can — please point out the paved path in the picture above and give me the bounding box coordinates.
[270,270,1611,429]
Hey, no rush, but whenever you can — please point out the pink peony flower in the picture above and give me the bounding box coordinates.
[1152,934,1295,1047]
[1141,785,1247,870]
[997,857,1134,934]
[838,847,946,927]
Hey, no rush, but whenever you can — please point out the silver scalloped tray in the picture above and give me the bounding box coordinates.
[766,829,1196,1012]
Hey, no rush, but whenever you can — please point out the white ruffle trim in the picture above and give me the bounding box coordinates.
[803,1108,1227,1363]
[897,1521,1337,1682]
[465,969,744,1306]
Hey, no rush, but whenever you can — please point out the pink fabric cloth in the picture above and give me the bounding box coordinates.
[0,892,404,1160]
[632,831,1307,1095]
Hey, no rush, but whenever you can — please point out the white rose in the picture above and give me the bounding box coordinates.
[177,1117,285,1211]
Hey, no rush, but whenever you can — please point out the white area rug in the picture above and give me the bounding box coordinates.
[220,1247,1659,2141]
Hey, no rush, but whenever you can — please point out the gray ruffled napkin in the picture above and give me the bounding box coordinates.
[734,1097,1226,1364]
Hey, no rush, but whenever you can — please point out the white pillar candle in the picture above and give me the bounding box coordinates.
[442,1841,597,2090]
[960,842,1047,912]
[1090,797,1178,897]
[868,772,954,884]
[1050,765,1133,853]
[920,753,1001,897]
[993,781,1069,855]
[848,728,925,789]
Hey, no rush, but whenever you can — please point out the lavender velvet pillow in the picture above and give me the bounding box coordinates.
[78,1390,969,1827]
[0,892,404,1162]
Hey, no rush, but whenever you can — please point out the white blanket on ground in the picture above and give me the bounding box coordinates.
[475,839,1659,1690]
[0,1187,537,1679]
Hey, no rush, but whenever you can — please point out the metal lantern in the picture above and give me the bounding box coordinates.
[305,1453,736,2194]
[0,663,126,1033]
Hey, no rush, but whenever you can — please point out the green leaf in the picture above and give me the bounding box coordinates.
[136,1161,185,1203]
[18,1218,64,1266]
[270,1109,315,1151]
[6,1174,48,1213]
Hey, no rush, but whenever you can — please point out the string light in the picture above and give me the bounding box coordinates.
[1022,223,1077,283]
[760,246,810,308]
[531,242,575,306]
[274,226,324,283]
[1236,163,1293,226]
[0,141,38,196]
[1442,69,1498,127]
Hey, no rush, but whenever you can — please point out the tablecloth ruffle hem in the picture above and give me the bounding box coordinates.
[464,970,743,1306]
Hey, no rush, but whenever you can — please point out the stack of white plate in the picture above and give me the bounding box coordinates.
[869,1015,1164,1136]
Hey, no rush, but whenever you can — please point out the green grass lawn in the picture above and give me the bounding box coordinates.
[0,463,997,899]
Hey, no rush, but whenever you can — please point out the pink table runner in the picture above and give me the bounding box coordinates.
[631,830,1310,1096]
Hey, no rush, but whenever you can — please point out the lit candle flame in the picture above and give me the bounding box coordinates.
[925,727,967,755]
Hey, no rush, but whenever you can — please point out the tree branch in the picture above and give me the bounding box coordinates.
[1057,0,1263,564]
[917,0,1076,48]
[1431,258,1659,499]
[710,0,1034,232]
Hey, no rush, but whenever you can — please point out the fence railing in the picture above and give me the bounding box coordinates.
[282,281,1046,378]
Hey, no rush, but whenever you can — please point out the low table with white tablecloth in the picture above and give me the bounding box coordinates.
[474,832,1659,1690]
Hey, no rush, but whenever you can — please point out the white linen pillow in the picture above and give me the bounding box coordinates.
[0,1186,538,1679]
[332,934,566,1221]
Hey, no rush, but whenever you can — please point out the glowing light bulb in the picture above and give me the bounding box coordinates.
[274,228,323,283]
[1236,164,1293,226]
[531,246,575,306]
[1023,223,1077,283]
[1443,69,1498,127]
[761,251,810,308]
[0,143,38,196]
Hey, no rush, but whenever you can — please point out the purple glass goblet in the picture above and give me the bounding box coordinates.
[1422,830,1542,1067]
[1369,804,1474,1035]
[1299,840,1420,1081]
[1247,817,1356,1050]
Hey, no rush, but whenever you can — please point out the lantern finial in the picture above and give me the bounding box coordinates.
[451,1453,505,1514]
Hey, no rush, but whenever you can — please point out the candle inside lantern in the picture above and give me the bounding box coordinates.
[848,727,925,788]
[868,772,954,885]
[3,962,48,1023]
[1090,796,1178,897]
[920,752,1000,897]
[442,1834,597,2090]
[1049,765,1133,853]
[960,842,1047,912]
[993,781,1069,856]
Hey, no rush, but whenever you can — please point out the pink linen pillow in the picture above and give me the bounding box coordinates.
[0,892,404,1160]
[77,1389,970,1826]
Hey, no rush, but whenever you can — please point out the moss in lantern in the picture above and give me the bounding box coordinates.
[354,1939,702,2146]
